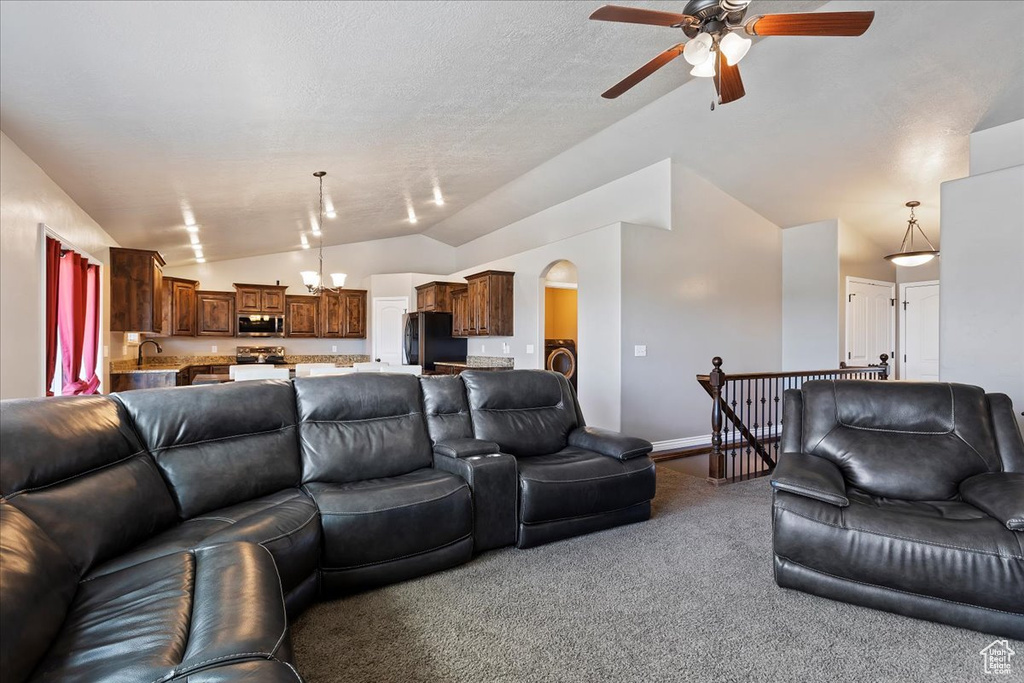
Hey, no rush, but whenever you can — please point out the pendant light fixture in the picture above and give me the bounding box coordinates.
[884,201,940,267]
[300,171,347,293]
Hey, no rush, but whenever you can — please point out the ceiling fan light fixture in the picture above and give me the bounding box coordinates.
[720,32,752,65]
[690,50,716,77]
[883,201,940,268]
[683,32,713,66]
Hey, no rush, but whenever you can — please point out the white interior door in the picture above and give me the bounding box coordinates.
[372,297,408,365]
[901,282,940,381]
[846,278,895,367]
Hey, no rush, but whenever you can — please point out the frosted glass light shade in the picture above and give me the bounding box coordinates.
[683,33,713,66]
[720,32,751,65]
[301,271,320,287]
[330,273,347,287]
[885,252,938,267]
[690,51,716,78]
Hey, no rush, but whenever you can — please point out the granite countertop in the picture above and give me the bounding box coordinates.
[435,356,514,369]
[111,354,370,375]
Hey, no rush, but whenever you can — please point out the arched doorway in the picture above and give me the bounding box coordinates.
[540,260,578,390]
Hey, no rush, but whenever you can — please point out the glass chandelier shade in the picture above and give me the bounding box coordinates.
[884,201,940,267]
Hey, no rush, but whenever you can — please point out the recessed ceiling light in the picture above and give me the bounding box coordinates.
[300,234,310,249]
[196,257,206,263]
[189,234,200,245]
[433,187,445,206]
[325,197,337,219]
[407,207,418,224]
[185,224,199,233]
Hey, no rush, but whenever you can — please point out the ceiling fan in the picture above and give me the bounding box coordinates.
[590,1,874,106]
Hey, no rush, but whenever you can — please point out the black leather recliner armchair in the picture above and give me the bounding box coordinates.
[772,380,1024,639]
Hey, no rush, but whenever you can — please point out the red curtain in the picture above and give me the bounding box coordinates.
[58,251,100,395]
[44,237,61,396]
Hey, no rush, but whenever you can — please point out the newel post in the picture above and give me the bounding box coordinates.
[879,354,890,380]
[708,357,727,484]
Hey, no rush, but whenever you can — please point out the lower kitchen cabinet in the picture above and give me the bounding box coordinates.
[109,372,179,392]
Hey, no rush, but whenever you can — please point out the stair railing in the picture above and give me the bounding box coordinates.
[696,355,889,484]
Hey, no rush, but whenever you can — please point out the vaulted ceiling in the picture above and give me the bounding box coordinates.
[2,1,1021,265]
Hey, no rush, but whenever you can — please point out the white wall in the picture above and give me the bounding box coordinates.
[782,220,840,370]
[0,132,120,399]
[452,224,624,431]
[940,124,1023,429]
[969,119,1024,175]
[620,166,782,443]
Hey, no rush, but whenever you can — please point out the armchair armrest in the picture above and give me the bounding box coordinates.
[770,452,849,507]
[568,426,652,461]
[433,450,517,551]
[959,472,1024,531]
[433,438,500,459]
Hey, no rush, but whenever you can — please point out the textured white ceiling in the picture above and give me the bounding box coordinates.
[0,0,820,265]
[2,1,1020,266]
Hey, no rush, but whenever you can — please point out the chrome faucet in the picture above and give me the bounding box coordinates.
[137,339,163,367]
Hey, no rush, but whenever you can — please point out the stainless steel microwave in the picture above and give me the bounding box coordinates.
[237,314,285,337]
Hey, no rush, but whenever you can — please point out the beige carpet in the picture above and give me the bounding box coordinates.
[290,467,1010,682]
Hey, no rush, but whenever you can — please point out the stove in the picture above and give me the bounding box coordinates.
[235,346,287,365]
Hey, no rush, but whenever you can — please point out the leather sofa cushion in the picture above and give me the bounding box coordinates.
[294,374,433,484]
[117,381,301,519]
[87,488,320,594]
[0,504,78,683]
[462,370,579,457]
[184,660,302,682]
[420,375,474,443]
[31,542,290,683]
[959,472,1024,530]
[799,381,1000,500]
[0,395,144,496]
[307,468,472,569]
[517,447,656,524]
[773,489,1024,614]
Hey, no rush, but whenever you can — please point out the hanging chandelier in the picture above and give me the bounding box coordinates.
[884,201,940,267]
[301,171,346,293]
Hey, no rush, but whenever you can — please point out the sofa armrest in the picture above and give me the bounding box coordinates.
[960,472,1024,531]
[432,438,500,459]
[770,452,849,507]
[433,451,517,551]
[988,393,1024,473]
[568,427,652,461]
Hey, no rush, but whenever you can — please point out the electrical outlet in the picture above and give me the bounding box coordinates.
[480,344,485,354]
[103,345,109,357]
[211,345,218,353]
[502,343,510,355]
[121,345,128,357]
[634,345,647,357]
[526,344,535,354]
[332,345,338,353]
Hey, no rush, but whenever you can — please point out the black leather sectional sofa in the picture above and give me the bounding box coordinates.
[772,380,1024,639]
[0,370,655,682]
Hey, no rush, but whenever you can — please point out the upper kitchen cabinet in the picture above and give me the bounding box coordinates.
[110,247,165,332]
[416,281,462,313]
[196,290,235,337]
[451,286,469,337]
[161,277,198,337]
[466,270,514,337]
[286,295,319,337]
[321,289,367,339]
[234,283,287,314]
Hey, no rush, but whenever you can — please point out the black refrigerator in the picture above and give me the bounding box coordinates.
[403,312,467,370]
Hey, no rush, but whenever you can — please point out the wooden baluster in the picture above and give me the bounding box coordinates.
[708,357,726,484]
[879,354,890,380]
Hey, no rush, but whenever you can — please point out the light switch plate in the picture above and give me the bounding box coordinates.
[211,345,218,353]
[526,344,535,354]
[634,345,647,357]
[481,344,485,353]
[332,345,338,352]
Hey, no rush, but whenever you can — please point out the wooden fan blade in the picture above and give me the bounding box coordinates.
[745,11,874,36]
[589,5,694,28]
[714,51,745,105]
[602,44,685,99]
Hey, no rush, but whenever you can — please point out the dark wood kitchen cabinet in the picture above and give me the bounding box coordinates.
[196,290,235,337]
[321,289,367,339]
[465,270,514,337]
[234,284,287,315]
[416,281,461,313]
[161,277,198,337]
[451,286,469,337]
[286,295,319,337]
[110,248,165,332]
